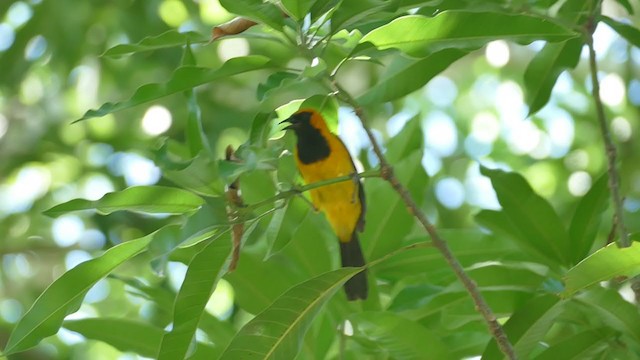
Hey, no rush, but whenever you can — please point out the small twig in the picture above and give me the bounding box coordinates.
[225,146,245,271]
[240,169,381,213]
[333,84,517,360]
[585,14,629,248]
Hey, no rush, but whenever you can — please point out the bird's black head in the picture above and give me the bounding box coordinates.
[280,110,330,164]
[280,110,313,133]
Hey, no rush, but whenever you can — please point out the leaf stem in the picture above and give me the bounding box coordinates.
[332,83,518,360]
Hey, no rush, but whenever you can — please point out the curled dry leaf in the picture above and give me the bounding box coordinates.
[212,17,258,41]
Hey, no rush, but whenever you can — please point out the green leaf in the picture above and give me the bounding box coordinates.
[158,234,232,360]
[64,318,163,358]
[219,267,362,359]
[475,210,558,265]
[75,56,271,121]
[249,112,274,147]
[575,288,640,342]
[601,16,640,49]
[481,167,571,266]
[101,30,208,57]
[562,242,640,297]
[257,72,298,101]
[331,0,390,31]
[364,151,428,261]
[360,12,576,58]
[265,197,311,258]
[163,154,225,197]
[568,174,609,264]
[385,114,423,163]
[524,37,582,115]
[613,0,634,14]
[350,311,453,360]
[533,328,613,360]
[44,186,204,217]
[358,49,466,104]
[281,0,314,20]
[482,294,564,359]
[219,0,284,30]
[3,233,155,355]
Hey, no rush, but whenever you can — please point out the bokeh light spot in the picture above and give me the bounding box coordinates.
[485,40,510,68]
[0,24,15,51]
[142,105,172,136]
[568,171,592,196]
[612,116,632,141]
[217,38,250,62]
[205,279,234,319]
[0,299,23,323]
[600,73,625,106]
[471,112,500,143]
[425,76,458,107]
[24,35,47,61]
[53,216,85,247]
[423,111,458,157]
[159,0,188,27]
[435,178,465,209]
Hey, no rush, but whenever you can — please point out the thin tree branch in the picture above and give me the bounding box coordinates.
[239,169,381,213]
[585,15,629,247]
[332,83,518,360]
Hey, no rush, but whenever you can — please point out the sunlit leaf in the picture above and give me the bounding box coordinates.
[219,0,284,30]
[163,154,225,197]
[3,232,156,355]
[101,30,208,57]
[358,49,466,104]
[219,267,362,359]
[281,0,314,20]
[76,56,271,121]
[524,37,582,115]
[64,318,163,358]
[265,197,310,258]
[44,186,204,217]
[158,234,232,360]
[360,12,576,58]
[563,242,640,297]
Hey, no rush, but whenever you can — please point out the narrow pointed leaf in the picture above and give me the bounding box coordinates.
[533,328,613,360]
[524,37,582,115]
[481,167,570,265]
[360,12,576,58]
[44,186,204,217]
[563,242,640,297]
[158,234,232,360]
[102,30,208,57]
[281,0,314,20]
[576,288,640,342]
[350,311,453,359]
[568,174,609,264]
[482,295,563,359]
[3,232,156,355]
[76,56,271,121]
[219,267,362,359]
[64,318,163,358]
[219,0,284,30]
[601,16,640,48]
[358,49,466,104]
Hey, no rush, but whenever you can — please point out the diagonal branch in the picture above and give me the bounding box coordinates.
[585,16,629,247]
[333,83,518,360]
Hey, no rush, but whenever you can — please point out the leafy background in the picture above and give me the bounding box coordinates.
[1,0,640,359]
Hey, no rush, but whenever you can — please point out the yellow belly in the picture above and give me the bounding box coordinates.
[296,152,361,243]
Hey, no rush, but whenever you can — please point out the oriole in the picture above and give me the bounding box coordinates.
[281,109,368,300]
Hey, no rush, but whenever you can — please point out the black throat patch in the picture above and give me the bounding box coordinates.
[289,112,331,164]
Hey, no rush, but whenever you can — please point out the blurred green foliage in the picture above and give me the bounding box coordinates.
[1,0,640,359]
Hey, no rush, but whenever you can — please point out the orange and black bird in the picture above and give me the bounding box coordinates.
[281,108,368,300]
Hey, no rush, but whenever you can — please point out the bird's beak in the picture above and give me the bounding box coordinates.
[279,118,293,131]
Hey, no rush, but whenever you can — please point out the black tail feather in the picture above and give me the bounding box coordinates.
[339,235,368,300]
